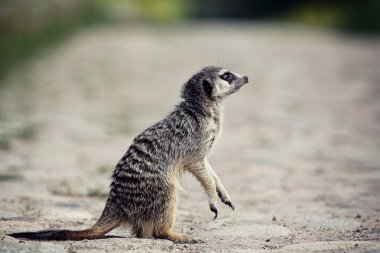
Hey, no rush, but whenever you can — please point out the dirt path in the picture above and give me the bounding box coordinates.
[1,22,380,252]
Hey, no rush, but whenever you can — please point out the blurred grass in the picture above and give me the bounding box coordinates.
[49,180,77,197]
[0,122,40,150]
[0,0,112,80]
[139,0,188,22]
[288,1,380,32]
[15,123,39,140]
[288,3,346,28]
[87,187,108,198]
[0,0,378,82]
[96,164,114,174]
[0,135,11,150]
[344,0,380,32]
[0,0,189,81]
[0,171,22,181]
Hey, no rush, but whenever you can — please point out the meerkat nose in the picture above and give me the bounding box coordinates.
[243,76,249,83]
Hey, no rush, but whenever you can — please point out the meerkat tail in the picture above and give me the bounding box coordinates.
[8,207,121,241]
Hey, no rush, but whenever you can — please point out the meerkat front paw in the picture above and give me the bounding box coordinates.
[221,198,234,210]
[209,203,218,220]
[217,190,234,210]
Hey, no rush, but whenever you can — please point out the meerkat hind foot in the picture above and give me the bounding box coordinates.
[157,231,203,244]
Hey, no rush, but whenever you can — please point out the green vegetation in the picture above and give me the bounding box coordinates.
[288,0,380,32]
[0,0,111,79]
[96,164,114,174]
[15,123,39,140]
[87,187,108,198]
[49,180,76,197]
[139,0,188,22]
[0,135,11,150]
[0,122,40,150]
[0,171,22,181]
[288,3,347,28]
[0,0,378,81]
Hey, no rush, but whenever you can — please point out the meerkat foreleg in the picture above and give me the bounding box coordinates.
[188,162,218,220]
[205,161,234,210]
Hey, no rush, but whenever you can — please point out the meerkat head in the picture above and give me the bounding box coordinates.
[181,66,249,103]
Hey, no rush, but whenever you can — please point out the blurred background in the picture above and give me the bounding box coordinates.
[1,0,380,77]
[1,0,380,252]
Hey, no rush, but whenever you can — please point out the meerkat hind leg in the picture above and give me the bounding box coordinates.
[153,199,202,243]
[153,214,197,243]
[156,230,197,243]
[133,222,154,239]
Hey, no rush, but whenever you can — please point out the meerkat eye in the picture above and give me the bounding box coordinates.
[221,72,233,82]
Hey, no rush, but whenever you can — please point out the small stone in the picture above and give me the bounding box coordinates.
[266,239,270,242]
[355,214,361,219]
[354,243,359,247]
[272,216,277,221]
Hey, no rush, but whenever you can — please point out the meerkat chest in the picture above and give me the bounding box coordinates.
[202,116,221,152]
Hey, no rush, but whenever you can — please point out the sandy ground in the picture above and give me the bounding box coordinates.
[0,22,380,252]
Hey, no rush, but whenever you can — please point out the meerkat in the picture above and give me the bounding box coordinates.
[8,66,249,243]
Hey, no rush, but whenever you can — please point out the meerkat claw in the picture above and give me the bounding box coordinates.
[210,204,218,220]
[222,199,234,210]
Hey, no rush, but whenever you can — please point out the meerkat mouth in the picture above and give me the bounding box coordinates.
[227,78,248,96]
[235,76,249,89]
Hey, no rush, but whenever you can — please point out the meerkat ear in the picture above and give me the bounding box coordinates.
[203,78,213,97]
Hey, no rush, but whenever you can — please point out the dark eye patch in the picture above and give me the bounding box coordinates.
[221,72,234,83]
